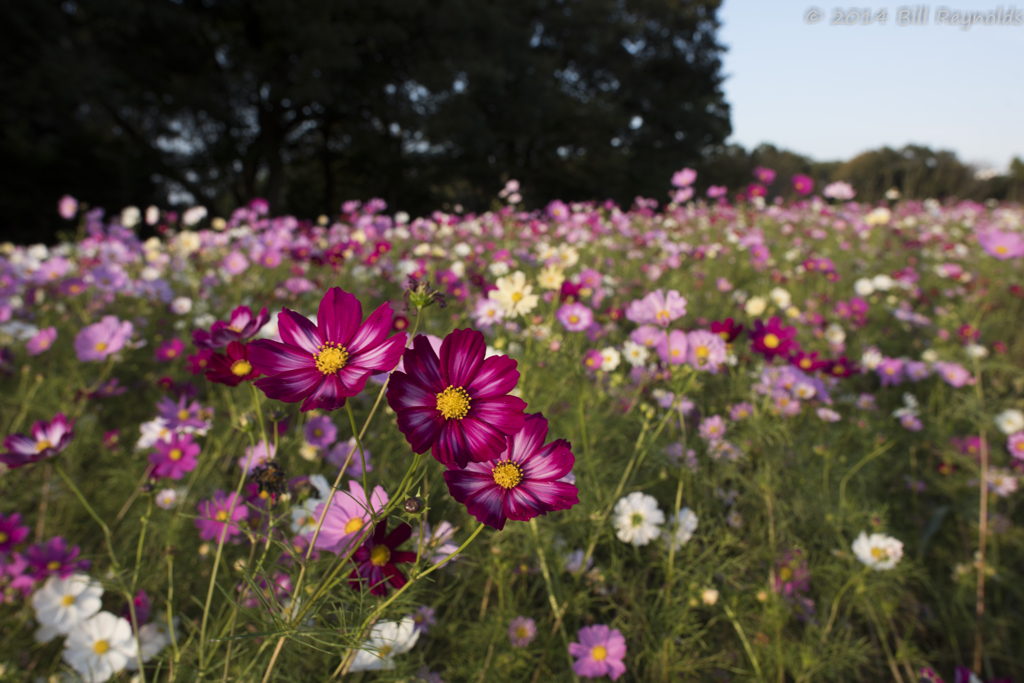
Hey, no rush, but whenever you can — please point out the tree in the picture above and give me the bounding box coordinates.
[0,0,732,243]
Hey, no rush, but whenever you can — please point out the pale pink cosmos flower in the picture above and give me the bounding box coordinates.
[625,289,687,328]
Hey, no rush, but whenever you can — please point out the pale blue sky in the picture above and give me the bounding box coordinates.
[717,1,1024,170]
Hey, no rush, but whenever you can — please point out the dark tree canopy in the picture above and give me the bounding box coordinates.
[0,0,732,243]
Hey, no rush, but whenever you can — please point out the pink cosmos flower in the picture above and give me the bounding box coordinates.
[933,361,972,388]
[569,625,627,680]
[699,415,726,443]
[239,440,275,474]
[876,358,905,387]
[754,166,776,184]
[655,330,689,365]
[193,305,270,349]
[625,289,687,327]
[74,316,134,362]
[707,185,727,198]
[194,491,248,542]
[686,330,727,372]
[730,403,753,420]
[311,480,389,554]
[249,288,407,412]
[556,302,594,332]
[58,195,78,219]
[443,413,578,530]
[305,415,338,449]
[222,251,250,276]
[411,521,459,565]
[26,327,57,356]
[386,329,527,470]
[1,413,75,469]
[582,349,604,372]
[508,616,537,647]
[671,168,697,187]
[1005,432,1024,461]
[630,324,662,349]
[149,433,200,480]
[155,338,185,362]
[977,230,1024,260]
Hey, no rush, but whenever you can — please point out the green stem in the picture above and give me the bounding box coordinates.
[724,604,764,682]
[837,439,896,522]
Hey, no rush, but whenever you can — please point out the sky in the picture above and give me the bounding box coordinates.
[716,0,1024,171]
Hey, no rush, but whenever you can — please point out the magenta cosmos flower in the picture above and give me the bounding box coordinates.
[386,329,527,470]
[0,513,30,553]
[792,174,814,195]
[205,342,261,387]
[625,289,687,327]
[26,537,90,579]
[249,288,407,412]
[348,519,417,597]
[569,625,627,680]
[1,413,75,469]
[749,317,797,362]
[74,316,134,362]
[443,413,578,530]
[193,305,270,349]
[149,433,200,480]
[195,491,249,542]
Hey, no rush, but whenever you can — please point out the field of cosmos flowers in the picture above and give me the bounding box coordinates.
[0,169,1023,683]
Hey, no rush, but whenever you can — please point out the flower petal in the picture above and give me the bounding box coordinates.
[318,287,362,346]
[468,396,527,438]
[278,309,323,355]
[248,339,315,376]
[466,353,520,398]
[350,332,407,374]
[254,370,323,405]
[440,328,485,388]
[396,407,443,454]
[520,439,574,481]
[346,301,393,354]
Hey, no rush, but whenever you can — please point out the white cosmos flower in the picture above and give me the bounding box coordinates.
[488,261,510,277]
[744,296,767,316]
[489,271,539,317]
[852,531,903,571]
[995,409,1024,435]
[662,508,699,550]
[63,611,138,683]
[125,616,180,670]
[824,323,846,345]
[622,340,649,368]
[853,278,875,296]
[599,347,621,372]
[769,287,791,308]
[32,573,104,643]
[613,492,665,547]
[861,348,884,370]
[871,274,895,291]
[349,617,420,672]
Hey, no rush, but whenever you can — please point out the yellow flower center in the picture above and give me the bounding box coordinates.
[36,440,52,453]
[314,342,349,375]
[378,644,393,658]
[655,309,670,323]
[516,626,529,639]
[591,645,608,661]
[870,547,886,560]
[511,291,523,302]
[345,517,364,534]
[832,365,844,375]
[47,561,62,571]
[718,331,730,340]
[215,510,229,522]
[177,409,190,421]
[779,567,793,581]
[763,333,780,349]
[93,639,110,655]
[996,245,1008,254]
[491,461,523,490]
[169,448,183,461]
[94,342,108,352]
[0,532,7,543]
[231,359,253,377]
[569,315,579,324]
[313,429,323,437]
[370,545,391,567]
[799,359,812,369]
[631,513,645,527]
[696,345,709,363]
[436,386,471,420]
[62,594,76,607]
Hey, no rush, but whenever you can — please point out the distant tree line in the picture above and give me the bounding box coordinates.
[1,0,1020,245]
